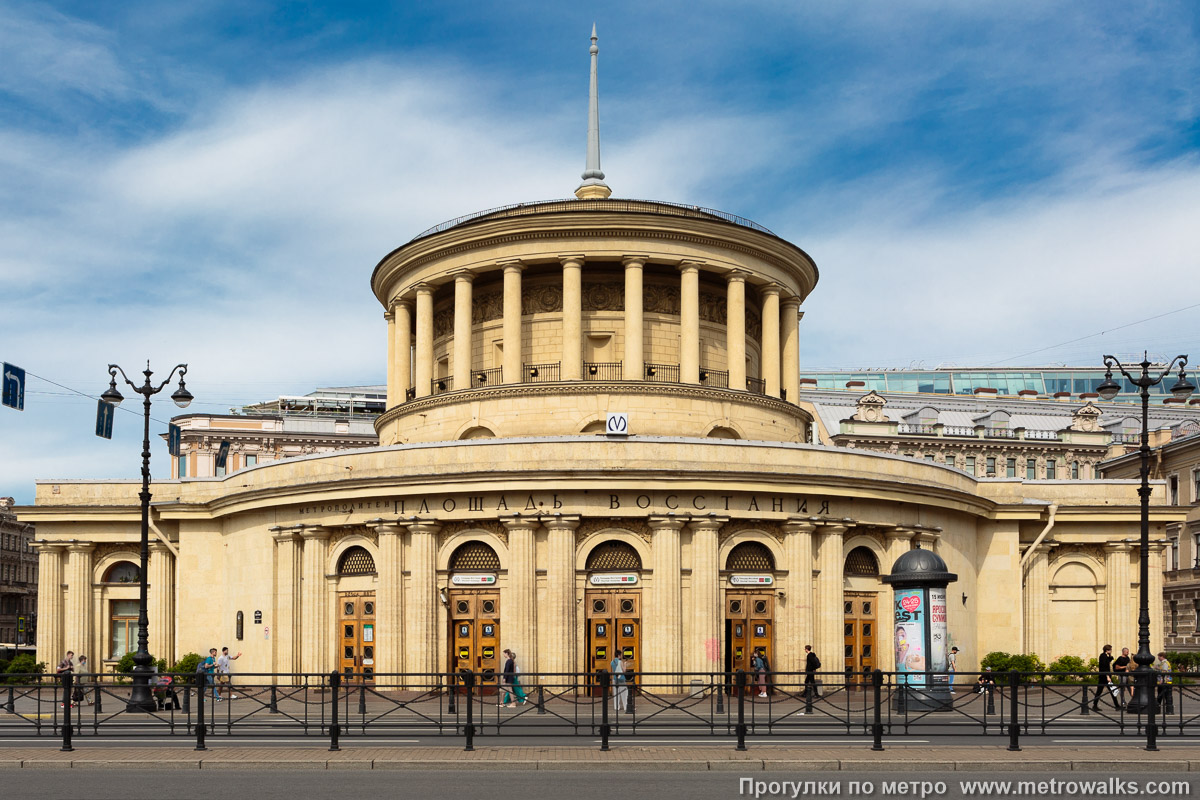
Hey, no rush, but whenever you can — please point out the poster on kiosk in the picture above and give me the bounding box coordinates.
[893,585,950,689]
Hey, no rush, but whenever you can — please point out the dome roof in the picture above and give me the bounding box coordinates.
[882,547,958,586]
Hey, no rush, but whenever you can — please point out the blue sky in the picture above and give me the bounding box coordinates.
[1,1,1198,502]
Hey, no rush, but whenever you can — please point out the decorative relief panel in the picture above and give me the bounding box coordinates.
[522,285,563,314]
[433,309,453,339]
[746,306,762,341]
[1054,543,1107,564]
[575,518,652,546]
[698,291,727,325]
[437,520,507,549]
[582,280,624,312]
[472,291,504,324]
[92,543,139,562]
[644,284,680,315]
[327,527,379,550]
[718,520,784,545]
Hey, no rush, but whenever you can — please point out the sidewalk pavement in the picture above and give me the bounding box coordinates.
[2,745,1199,771]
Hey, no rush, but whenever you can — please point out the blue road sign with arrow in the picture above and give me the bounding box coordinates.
[95,399,115,439]
[2,362,25,410]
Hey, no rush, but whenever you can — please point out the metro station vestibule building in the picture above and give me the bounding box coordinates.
[20,38,1184,682]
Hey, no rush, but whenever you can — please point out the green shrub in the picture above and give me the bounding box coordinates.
[979,651,1044,682]
[1046,655,1088,682]
[4,653,45,683]
[172,652,203,685]
[0,658,8,674]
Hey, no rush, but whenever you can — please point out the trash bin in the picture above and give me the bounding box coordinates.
[689,679,704,696]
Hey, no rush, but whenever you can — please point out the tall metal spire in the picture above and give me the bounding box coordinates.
[575,23,612,200]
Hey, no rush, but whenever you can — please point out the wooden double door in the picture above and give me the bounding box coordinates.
[448,589,501,689]
[338,592,376,682]
[585,589,640,690]
[843,592,877,683]
[725,591,774,683]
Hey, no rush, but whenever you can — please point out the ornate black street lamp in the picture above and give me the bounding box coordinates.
[101,362,192,712]
[1096,353,1192,738]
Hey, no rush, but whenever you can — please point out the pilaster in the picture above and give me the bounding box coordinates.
[148,540,175,664]
[1022,543,1055,662]
[648,516,686,676]
[404,520,442,676]
[543,515,580,676]
[271,530,302,674]
[1105,541,1135,651]
[34,543,65,666]
[687,515,728,674]
[65,543,94,664]
[781,519,816,672]
[503,516,540,674]
[299,527,331,674]
[814,524,847,674]
[373,523,405,674]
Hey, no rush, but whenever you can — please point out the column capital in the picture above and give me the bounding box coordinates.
[541,514,581,531]
[499,259,526,273]
[1105,540,1135,553]
[414,282,435,296]
[760,282,783,298]
[818,523,848,537]
[65,541,95,553]
[678,260,703,275]
[402,519,442,536]
[501,514,541,534]
[32,541,67,553]
[452,269,475,283]
[558,254,586,267]
[647,515,687,532]
[383,309,394,322]
[621,254,649,267]
[370,521,406,537]
[782,518,817,535]
[1028,542,1058,556]
[299,526,332,542]
[725,269,748,284]
[780,294,802,310]
[885,526,917,542]
[271,529,299,545]
[391,296,414,311]
[687,514,730,533]
[148,540,173,554]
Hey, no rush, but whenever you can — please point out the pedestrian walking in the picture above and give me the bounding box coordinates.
[802,645,820,700]
[56,650,76,708]
[216,646,242,699]
[201,648,219,700]
[1113,646,1132,702]
[499,648,525,707]
[610,652,628,712]
[752,648,769,698]
[1154,651,1174,714]
[1092,644,1121,711]
[948,647,958,693]
[75,655,91,705]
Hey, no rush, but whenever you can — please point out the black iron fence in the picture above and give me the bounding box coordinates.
[472,368,502,388]
[523,363,560,382]
[699,368,729,388]
[0,669,1187,752]
[644,363,680,383]
[584,362,622,381]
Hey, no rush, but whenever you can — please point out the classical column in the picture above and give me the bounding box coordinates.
[1105,541,1134,651]
[883,527,916,576]
[814,525,847,673]
[35,543,65,666]
[561,255,584,380]
[1023,544,1054,661]
[374,523,405,676]
[414,283,435,398]
[679,262,701,384]
[781,297,801,403]
[687,515,727,674]
[452,271,474,390]
[405,520,441,676]
[726,272,747,391]
[501,261,524,383]
[623,256,646,380]
[781,519,817,673]
[148,541,175,665]
[65,543,94,664]
[271,530,302,674]
[385,308,396,407]
[395,299,413,401]
[299,527,331,675]
[1149,541,1166,654]
[543,516,580,677]
[648,516,685,679]
[761,284,781,397]
[504,516,540,674]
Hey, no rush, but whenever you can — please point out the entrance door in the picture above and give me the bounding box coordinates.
[843,592,876,684]
[725,592,774,689]
[448,589,501,691]
[585,589,640,693]
[338,592,376,683]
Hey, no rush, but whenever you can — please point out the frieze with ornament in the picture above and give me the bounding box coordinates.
[718,520,785,546]
[1052,543,1109,565]
[327,526,379,550]
[575,519,653,547]
[92,543,141,563]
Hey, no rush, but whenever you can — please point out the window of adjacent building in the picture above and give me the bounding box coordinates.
[986,457,996,476]
[945,454,955,467]
[1006,458,1016,478]
[1171,538,1179,570]
[1171,600,1178,633]
[1194,599,1200,631]
[1072,461,1080,480]
[215,462,226,478]
[177,455,187,478]
[925,454,936,462]
[1046,459,1056,479]
[245,454,258,468]
[966,456,976,474]
[110,599,139,659]
[1170,474,1180,505]
[1027,459,1037,480]
[103,561,140,583]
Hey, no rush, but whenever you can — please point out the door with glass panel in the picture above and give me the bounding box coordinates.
[843,592,876,685]
[338,592,376,683]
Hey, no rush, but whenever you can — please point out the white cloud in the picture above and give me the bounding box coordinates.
[0,1,131,102]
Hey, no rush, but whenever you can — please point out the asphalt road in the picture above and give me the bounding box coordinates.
[2,770,1196,800]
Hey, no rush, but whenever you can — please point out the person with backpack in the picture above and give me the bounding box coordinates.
[803,645,821,700]
[752,648,769,698]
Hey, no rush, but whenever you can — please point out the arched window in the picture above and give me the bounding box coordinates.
[844,547,879,576]
[460,426,496,440]
[707,426,740,440]
[726,542,775,571]
[337,546,376,575]
[449,540,501,571]
[585,541,642,571]
[103,561,141,583]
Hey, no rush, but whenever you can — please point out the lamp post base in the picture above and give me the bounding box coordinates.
[125,665,158,713]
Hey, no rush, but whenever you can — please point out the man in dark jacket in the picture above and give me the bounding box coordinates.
[1092,644,1121,711]
[803,645,821,698]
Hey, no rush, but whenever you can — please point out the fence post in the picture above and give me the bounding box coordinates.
[269,684,278,713]
[872,669,884,751]
[716,672,725,714]
[358,682,367,715]
[986,677,995,715]
[599,669,611,752]
[1080,681,1089,715]
[627,672,636,716]
[536,683,546,715]
[5,684,14,713]
[463,669,475,752]
[1145,669,1158,752]
[1007,670,1020,752]
[805,672,814,714]
[329,671,341,752]
[735,669,747,752]
[448,671,457,715]
[195,672,207,751]
[60,672,73,752]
